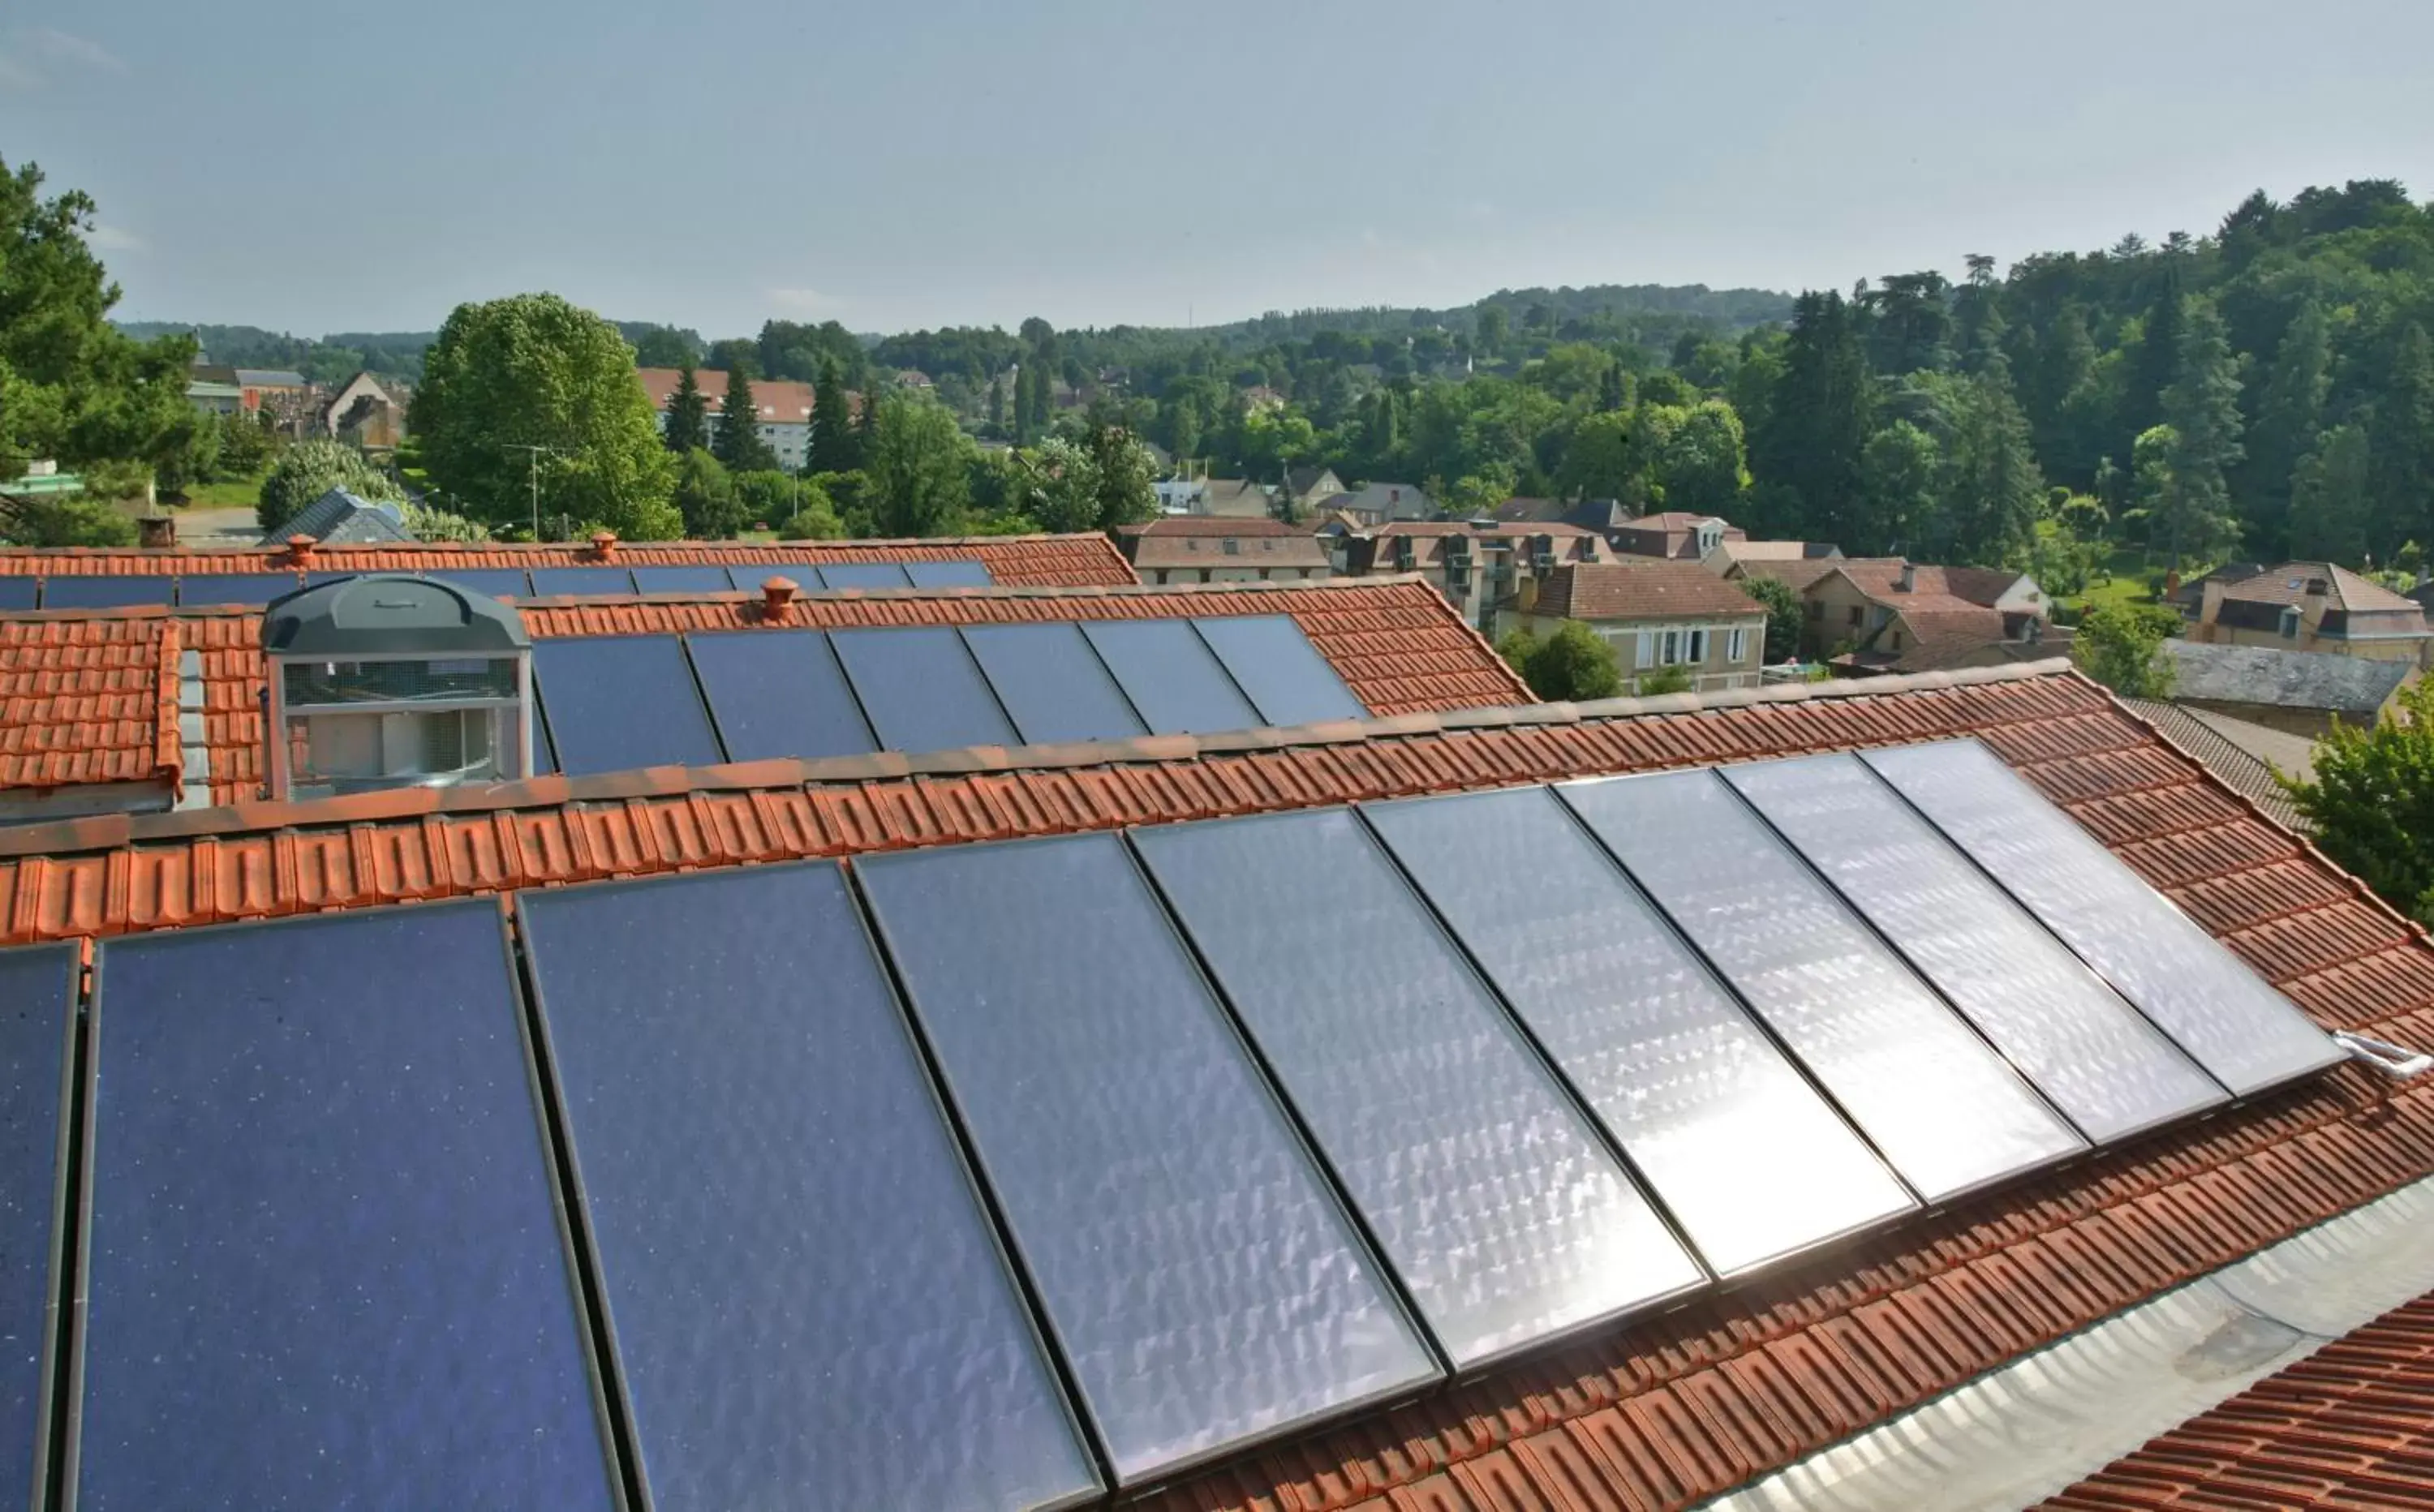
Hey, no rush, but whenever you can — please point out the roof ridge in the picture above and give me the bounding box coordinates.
[0,658,2072,860]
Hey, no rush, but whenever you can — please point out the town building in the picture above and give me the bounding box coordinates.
[1314,480,1434,526]
[1279,465,1346,518]
[1499,559,1769,693]
[1701,538,1841,574]
[2185,561,2434,667]
[1115,518,1331,584]
[2119,696,2315,833]
[1728,556,2054,671]
[2161,638,2421,738]
[1327,519,1605,628]
[1610,509,1748,561]
[259,488,416,548]
[319,372,404,436]
[634,367,819,470]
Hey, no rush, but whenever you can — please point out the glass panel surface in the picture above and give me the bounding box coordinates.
[1862,739,2346,1093]
[857,835,1438,1484]
[961,623,1146,745]
[1559,770,2085,1201]
[629,566,738,594]
[519,866,1099,1512]
[817,563,914,591]
[0,579,34,610]
[176,573,293,607]
[686,629,877,762]
[426,568,534,599]
[1192,616,1366,725]
[905,559,995,588]
[1133,810,1702,1365]
[528,565,638,597]
[1363,788,1913,1274]
[1726,754,2229,1140]
[1079,620,1261,735]
[0,946,72,1505]
[830,627,1018,754]
[533,634,725,776]
[78,904,613,1510]
[38,577,173,609]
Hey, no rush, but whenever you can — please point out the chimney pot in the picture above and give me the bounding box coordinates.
[137,515,177,550]
[590,530,618,561]
[761,576,796,622]
[1896,562,1917,593]
[284,534,317,566]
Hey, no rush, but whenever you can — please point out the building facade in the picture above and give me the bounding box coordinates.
[1117,518,1332,584]
[2187,562,2434,668]
[635,367,818,470]
[1499,560,1768,694]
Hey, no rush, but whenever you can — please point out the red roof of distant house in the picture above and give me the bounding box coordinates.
[0,577,1525,803]
[1117,517,1302,538]
[2218,561,2423,615]
[1524,560,1765,621]
[634,367,818,422]
[0,659,2428,1510]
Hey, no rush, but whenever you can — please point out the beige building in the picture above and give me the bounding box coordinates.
[1116,518,1331,585]
[1329,521,1606,629]
[2187,563,2434,668]
[636,367,819,470]
[1730,557,2052,669]
[1500,561,1769,694]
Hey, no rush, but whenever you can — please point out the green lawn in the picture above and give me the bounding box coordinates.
[168,470,267,509]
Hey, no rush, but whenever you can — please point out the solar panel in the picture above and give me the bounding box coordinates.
[0,946,73,1507]
[1863,739,2348,1094]
[727,562,822,593]
[533,634,725,775]
[830,627,1018,753]
[1079,619,1262,735]
[905,559,995,589]
[629,565,737,594]
[0,579,37,611]
[528,565,636,596]
[1362,788,1915,1275]
[856,834,1437,1484]
[77,904,615,1509]
[961,622,1147,745]
[1724,754,2229,1142]
[38,576,173,609]
[175,572,295,608]
[427,568,534,599]
[1559,771,2086,1202]
[1132,810,1702,1365]
[686,629,878,762]
[519,866,1100,1512]
[818,563,914,591]
[1192,616,1366,725]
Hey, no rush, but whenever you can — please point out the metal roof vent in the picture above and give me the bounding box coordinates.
[261,574,536,801]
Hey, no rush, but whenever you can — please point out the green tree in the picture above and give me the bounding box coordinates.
[1516,620,1623,700]
[2122,267,2186,451]
[1597,363,1629,414]
[153,409,224,497]
[712,366,779,473]
[2284,677,2434,927]
[631,327,697,367]
[2156,299,2245,569]
[409,293,677,539]
[1086,416,1159,530]
[1857,420,1942,555]
[864,395,972,536]
[810,357,858,475]
[2371,324,2434,554]
[671,448,746,538]
[2071,601,2179,696]
[1475,304,1510,359]
[662,364,709,453]
[1945,372,2045,566]
[1740,573,1804,663]
[2243,300,2330,554]
[1649,400,1749,518]
[2288,423,2372,565]
[0,495,136,547]
[257,438,402,533]
[1749,290,1871,544]
[0,158,193,481]
[1634,664,1696,696]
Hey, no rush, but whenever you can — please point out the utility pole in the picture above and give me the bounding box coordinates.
[503,445,557,540]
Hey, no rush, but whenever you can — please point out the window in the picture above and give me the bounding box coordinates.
[1890,631,1903,651]
[1688,629,1708,664]
[1727,627,1747,662]
[2280,606,2301,639]
[1223,539,1241,556]
[1636,631,1656,668]
[1848,605,1863,626]
[1808,599,1822,620]
[1659,629,1681,664]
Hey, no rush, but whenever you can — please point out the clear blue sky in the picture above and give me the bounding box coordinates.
[6,0,2430,340]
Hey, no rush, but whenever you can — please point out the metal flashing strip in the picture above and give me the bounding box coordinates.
[1705,1170,2434,1512]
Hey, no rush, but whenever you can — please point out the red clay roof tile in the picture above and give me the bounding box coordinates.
[0,616,180,791]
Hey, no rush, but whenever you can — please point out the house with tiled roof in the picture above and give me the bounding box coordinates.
[1734,556,2056,668]
[1612,509,1748,561]
[2161,638,2422,738]
[1115,517,1331,584]
[634,367,823,470]
[1329,520,1605,629]
[1499,559,1769,694]
[1701,538,1841,574]
[2119,696,2315,834]
[1322,480,1434,526]
[2190,561,2434,668]
[259,487,415,547]
[1,657,2431,1510]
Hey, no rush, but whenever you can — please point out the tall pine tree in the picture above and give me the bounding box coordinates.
[1946,372,2045,565]
[2370,324,2434,556]
[1750,290,1871,543]
[856,382,882,466]
[809,357,856,475]
[2122,261,2186,455]
[662,364,709,454]
[2243,299,2331,557]
[2157,299,2245,569]
[712,366,778,472]
[2289,423,2371,566]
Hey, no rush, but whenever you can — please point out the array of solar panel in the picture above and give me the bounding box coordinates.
[16,738,2359,1508]
[75,903,615,1509]
[518,866,1100,1511]
[1862,738,2347,1093]
[0,946,73,1509]
[527,612,1368,775]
